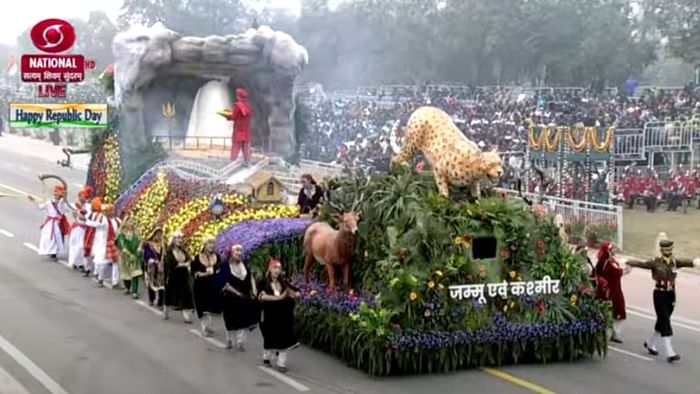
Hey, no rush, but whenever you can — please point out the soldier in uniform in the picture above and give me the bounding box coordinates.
[626,239,699,363]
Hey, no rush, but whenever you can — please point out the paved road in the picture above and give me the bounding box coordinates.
[1,136,700,393]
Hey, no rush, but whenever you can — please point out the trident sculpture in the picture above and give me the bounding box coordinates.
[162,102,176,148]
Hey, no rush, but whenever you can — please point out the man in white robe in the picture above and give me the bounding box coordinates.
[67,186,93,270]
[31,185,70,261]
[85,203,122,287]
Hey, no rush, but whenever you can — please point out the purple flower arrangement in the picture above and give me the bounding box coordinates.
[215,217,313,260]
[294,278,377,314]
[387,315,605,351]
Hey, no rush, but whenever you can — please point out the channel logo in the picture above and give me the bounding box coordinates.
[30,19,76,53]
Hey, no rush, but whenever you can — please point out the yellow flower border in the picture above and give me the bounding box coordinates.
[527,122,614,153]
[566,127,588,153]
[104,135,122,203]
[588,127,614,153]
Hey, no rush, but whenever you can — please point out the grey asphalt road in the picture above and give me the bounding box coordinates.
[1,141,700,394]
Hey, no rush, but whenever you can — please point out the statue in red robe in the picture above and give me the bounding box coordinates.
[595,240,629,343]
[225,87,253,165]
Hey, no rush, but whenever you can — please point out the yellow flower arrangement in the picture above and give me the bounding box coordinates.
[435,270,443,277]
[409,292,418,301]
[131,171,168,236]
[566,127,588,152]
[104,135,122,203]
[589,127,614,153]
[542,127,562,152]
[427,280,435,289]
[438,283,444,290]
[185,204,299,255]
[509,271,517,279]
[163,194,247,238]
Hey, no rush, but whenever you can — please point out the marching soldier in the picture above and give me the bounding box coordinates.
[626,238,699,363]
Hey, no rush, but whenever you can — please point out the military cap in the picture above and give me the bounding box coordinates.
[659,240,674,248]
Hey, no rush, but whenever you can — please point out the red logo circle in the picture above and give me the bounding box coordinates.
[30,19,76,53]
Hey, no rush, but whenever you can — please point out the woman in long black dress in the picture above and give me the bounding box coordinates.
[191,238,222,336]
[163,231,195,323]
[258,258,300,373]
[217,244,258,350]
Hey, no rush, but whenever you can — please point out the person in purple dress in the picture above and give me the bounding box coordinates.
[143,227,165,307]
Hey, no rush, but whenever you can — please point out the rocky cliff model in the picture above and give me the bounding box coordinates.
[112,22,308,157]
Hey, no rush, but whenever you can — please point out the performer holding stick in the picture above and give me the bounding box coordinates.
[29,185,70,261]
[626,238,700,363]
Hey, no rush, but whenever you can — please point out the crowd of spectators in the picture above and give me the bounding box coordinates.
[296,84,700,197]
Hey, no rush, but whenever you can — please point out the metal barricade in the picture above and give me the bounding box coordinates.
[643,121,693,151]
[613,129,644,160]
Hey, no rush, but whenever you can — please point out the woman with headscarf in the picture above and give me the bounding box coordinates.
[297,174,324,216]
[143,227,165,307]
[257,258,300,373]
[217,244,259,350]
[595,240,630,343]
[224,87,253,165]
[163,232,195,323]
[115,218,143,299]
[191,238,222,336]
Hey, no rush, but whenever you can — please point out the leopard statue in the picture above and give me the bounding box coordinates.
[391,106,503,198]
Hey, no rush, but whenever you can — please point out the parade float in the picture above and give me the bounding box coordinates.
[89,21,609,375]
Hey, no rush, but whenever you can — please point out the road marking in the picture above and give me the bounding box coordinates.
[0,182,41,201]
[22,243,39,253]
[57,260,71,269]
[0,229,15,238]
[258,366,310,392]
[188,329,227,349]
[481,367,555,394]
[628,305,700,328]
[134,300,164,317]
[608,345,653,362]
[0,331,70,394]
[0,364,31,394]
[627,309,700,334]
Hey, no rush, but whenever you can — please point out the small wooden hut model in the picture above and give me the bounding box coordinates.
[245,170,284,203]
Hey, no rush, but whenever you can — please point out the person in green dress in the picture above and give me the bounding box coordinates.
[115,219,143,299]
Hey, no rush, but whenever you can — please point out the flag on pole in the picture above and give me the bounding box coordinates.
[6,55,17,76]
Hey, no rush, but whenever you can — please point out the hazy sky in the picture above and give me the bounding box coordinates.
[0,0,301,45]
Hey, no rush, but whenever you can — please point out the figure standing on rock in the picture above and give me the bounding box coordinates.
[225,87,253,166]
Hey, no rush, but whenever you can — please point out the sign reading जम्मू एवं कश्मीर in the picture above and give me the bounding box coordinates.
[9,103,108,128]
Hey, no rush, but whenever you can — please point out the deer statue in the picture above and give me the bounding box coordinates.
[303,211,360,292]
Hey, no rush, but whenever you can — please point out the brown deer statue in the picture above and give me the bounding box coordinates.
[302,211,360,292]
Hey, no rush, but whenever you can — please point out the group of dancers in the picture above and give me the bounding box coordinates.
[31,184,300,372]
[588,234,699,363]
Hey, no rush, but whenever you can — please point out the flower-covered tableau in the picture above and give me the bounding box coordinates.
[86,131,122,203]
[111,160,609,376]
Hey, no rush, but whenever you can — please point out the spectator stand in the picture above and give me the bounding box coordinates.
[526,122,614,204]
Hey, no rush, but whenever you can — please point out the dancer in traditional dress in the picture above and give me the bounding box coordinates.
[30,185,70,261]
[297,174,324,216]
[115,219,143,298]
[218,244,259,350]
[258,258,300,372]
[594,241,631,343]
[82,197,102,278]
[163,232,195,323]
[84,203,122,288]
[67,186,93,270]
[143,227,165,307]
[626,238,700,362]
[191,238,223,336]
